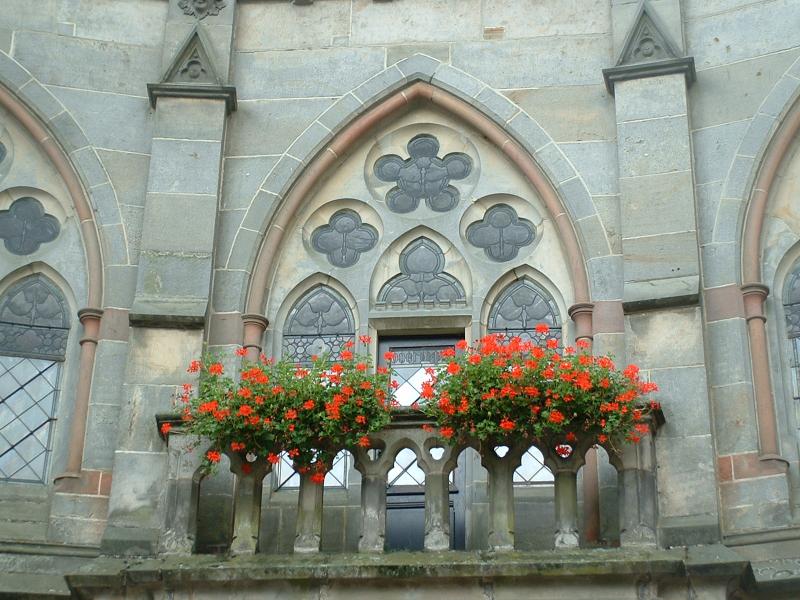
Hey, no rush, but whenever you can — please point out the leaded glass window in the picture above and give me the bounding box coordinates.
[0,275,69,483]
[488,279,561,346]
[783,266,800,432]
[513,446,553,486]
[274,449,349,490]
[282,285,355,364]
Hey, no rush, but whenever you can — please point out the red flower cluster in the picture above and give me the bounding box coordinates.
[423,330,659,449]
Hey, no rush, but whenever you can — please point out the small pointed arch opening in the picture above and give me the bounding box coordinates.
[281,284,355,364]
[0,274,70,483]
[487,278,562,346]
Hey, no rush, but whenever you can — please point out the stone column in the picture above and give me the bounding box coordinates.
[159,431,207,554]
[479,444,526,551]
[417,443,461,552]
[294,471,325,553]
[228,453,272,555]
[102,0,237,555]
[603,1,697,310]
[352,446,394,553]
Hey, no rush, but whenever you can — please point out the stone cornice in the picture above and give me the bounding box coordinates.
[602,56,696,94]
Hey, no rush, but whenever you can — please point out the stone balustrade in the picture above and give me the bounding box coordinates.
[156,411,663,556]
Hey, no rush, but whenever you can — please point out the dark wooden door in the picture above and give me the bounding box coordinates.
[378,335,465,551]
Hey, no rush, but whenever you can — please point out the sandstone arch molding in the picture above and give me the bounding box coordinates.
[0,54,106,484]
[739,87,800,467]
[240,59,596,352]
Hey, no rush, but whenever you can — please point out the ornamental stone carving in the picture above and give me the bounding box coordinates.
[466,204,535,262]
[373,134,472,214]
[178,0,226,19]
[377,237,465,306]
[310,209,378,268]
[0,197,60,256]
[488,279,561,344]
[282,286,354,363]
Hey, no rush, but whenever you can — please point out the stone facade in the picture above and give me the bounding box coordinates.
[0,0,799,598]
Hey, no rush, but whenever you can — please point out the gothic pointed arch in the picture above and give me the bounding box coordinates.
[487,277,562,345]
[237,60,594,325]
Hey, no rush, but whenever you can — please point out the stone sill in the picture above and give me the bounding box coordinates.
[65,547,749,589]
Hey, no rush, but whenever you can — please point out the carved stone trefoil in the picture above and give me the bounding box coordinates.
[374,134,472,214]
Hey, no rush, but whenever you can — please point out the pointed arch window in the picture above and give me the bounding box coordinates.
[488,278,561,346]
[282,285,355,365]
[0,275,69,483]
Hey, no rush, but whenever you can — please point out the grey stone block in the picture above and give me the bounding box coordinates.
[651,366,711,439]
[712,197,741,244]
[475,86,519,123]
[222,156,277,211]
[587,254,624,301]
[49,516,106,546]
[101,223,130,266]
[135,251,213,300]
[120,204,144,262]
[228,98,333,157]
[89,182,122,226]
[147,139,222,195]
[689,50,799,129]
[614,74,687,122]
[430,64,485,100]
[722,501,790,533]
[104,265,138,309]
[48,110,89,153]
[710,382,759,456]
[212,268,248,313]
[394,53,444,81]
[262,155,302,197]
[233,47,386,100]
[216,208,246,261]
[536,142,576,185]
[0,51,33,90]
[659,515,720,547]
[560,141,618,196]
[722,154,755,200]
[696,181,724,245]
[350,0,481,45]
[240,189,280,234]
[760,75,799,118]
[617,115,691,178]
[317,94,364,134]
[685,0,800,69]
[50,493,109,520]
[452,37,609,89]
[738,113,776,158]
[97,150,150,209]
[504,85,615,143]
[692,121,748,185]
[17,80,63,121]
[626,306,705,369]
[706,319,752,387]
[140,193,217,253]
[623,276,701,310]
[101,524,161,556]
[701,241,737,288]
[593,195,621,254]
[236,0,350,51]
[505,112,551,157]
[388,45,450,67]
[576,214,612,258]
[721,476,789,509]
[287,121,333,165]
[71,147,109,189]
[50,86,153,154]
[117,384,175,453]
[624,231,699,281]
[13,31,161,96]
[352,65,406,105]
[153,97,226,141]
[558,177,596,221]
[86,340,129,408]
[225,227,260,271]
[621,170,695,238]
[655,434,717,517]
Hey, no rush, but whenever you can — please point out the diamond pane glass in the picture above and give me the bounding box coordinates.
[274,450,350,490]
[514,446,554,485]
[0,356,59,483]
[387,448,426,487]
[389,345,449,407]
